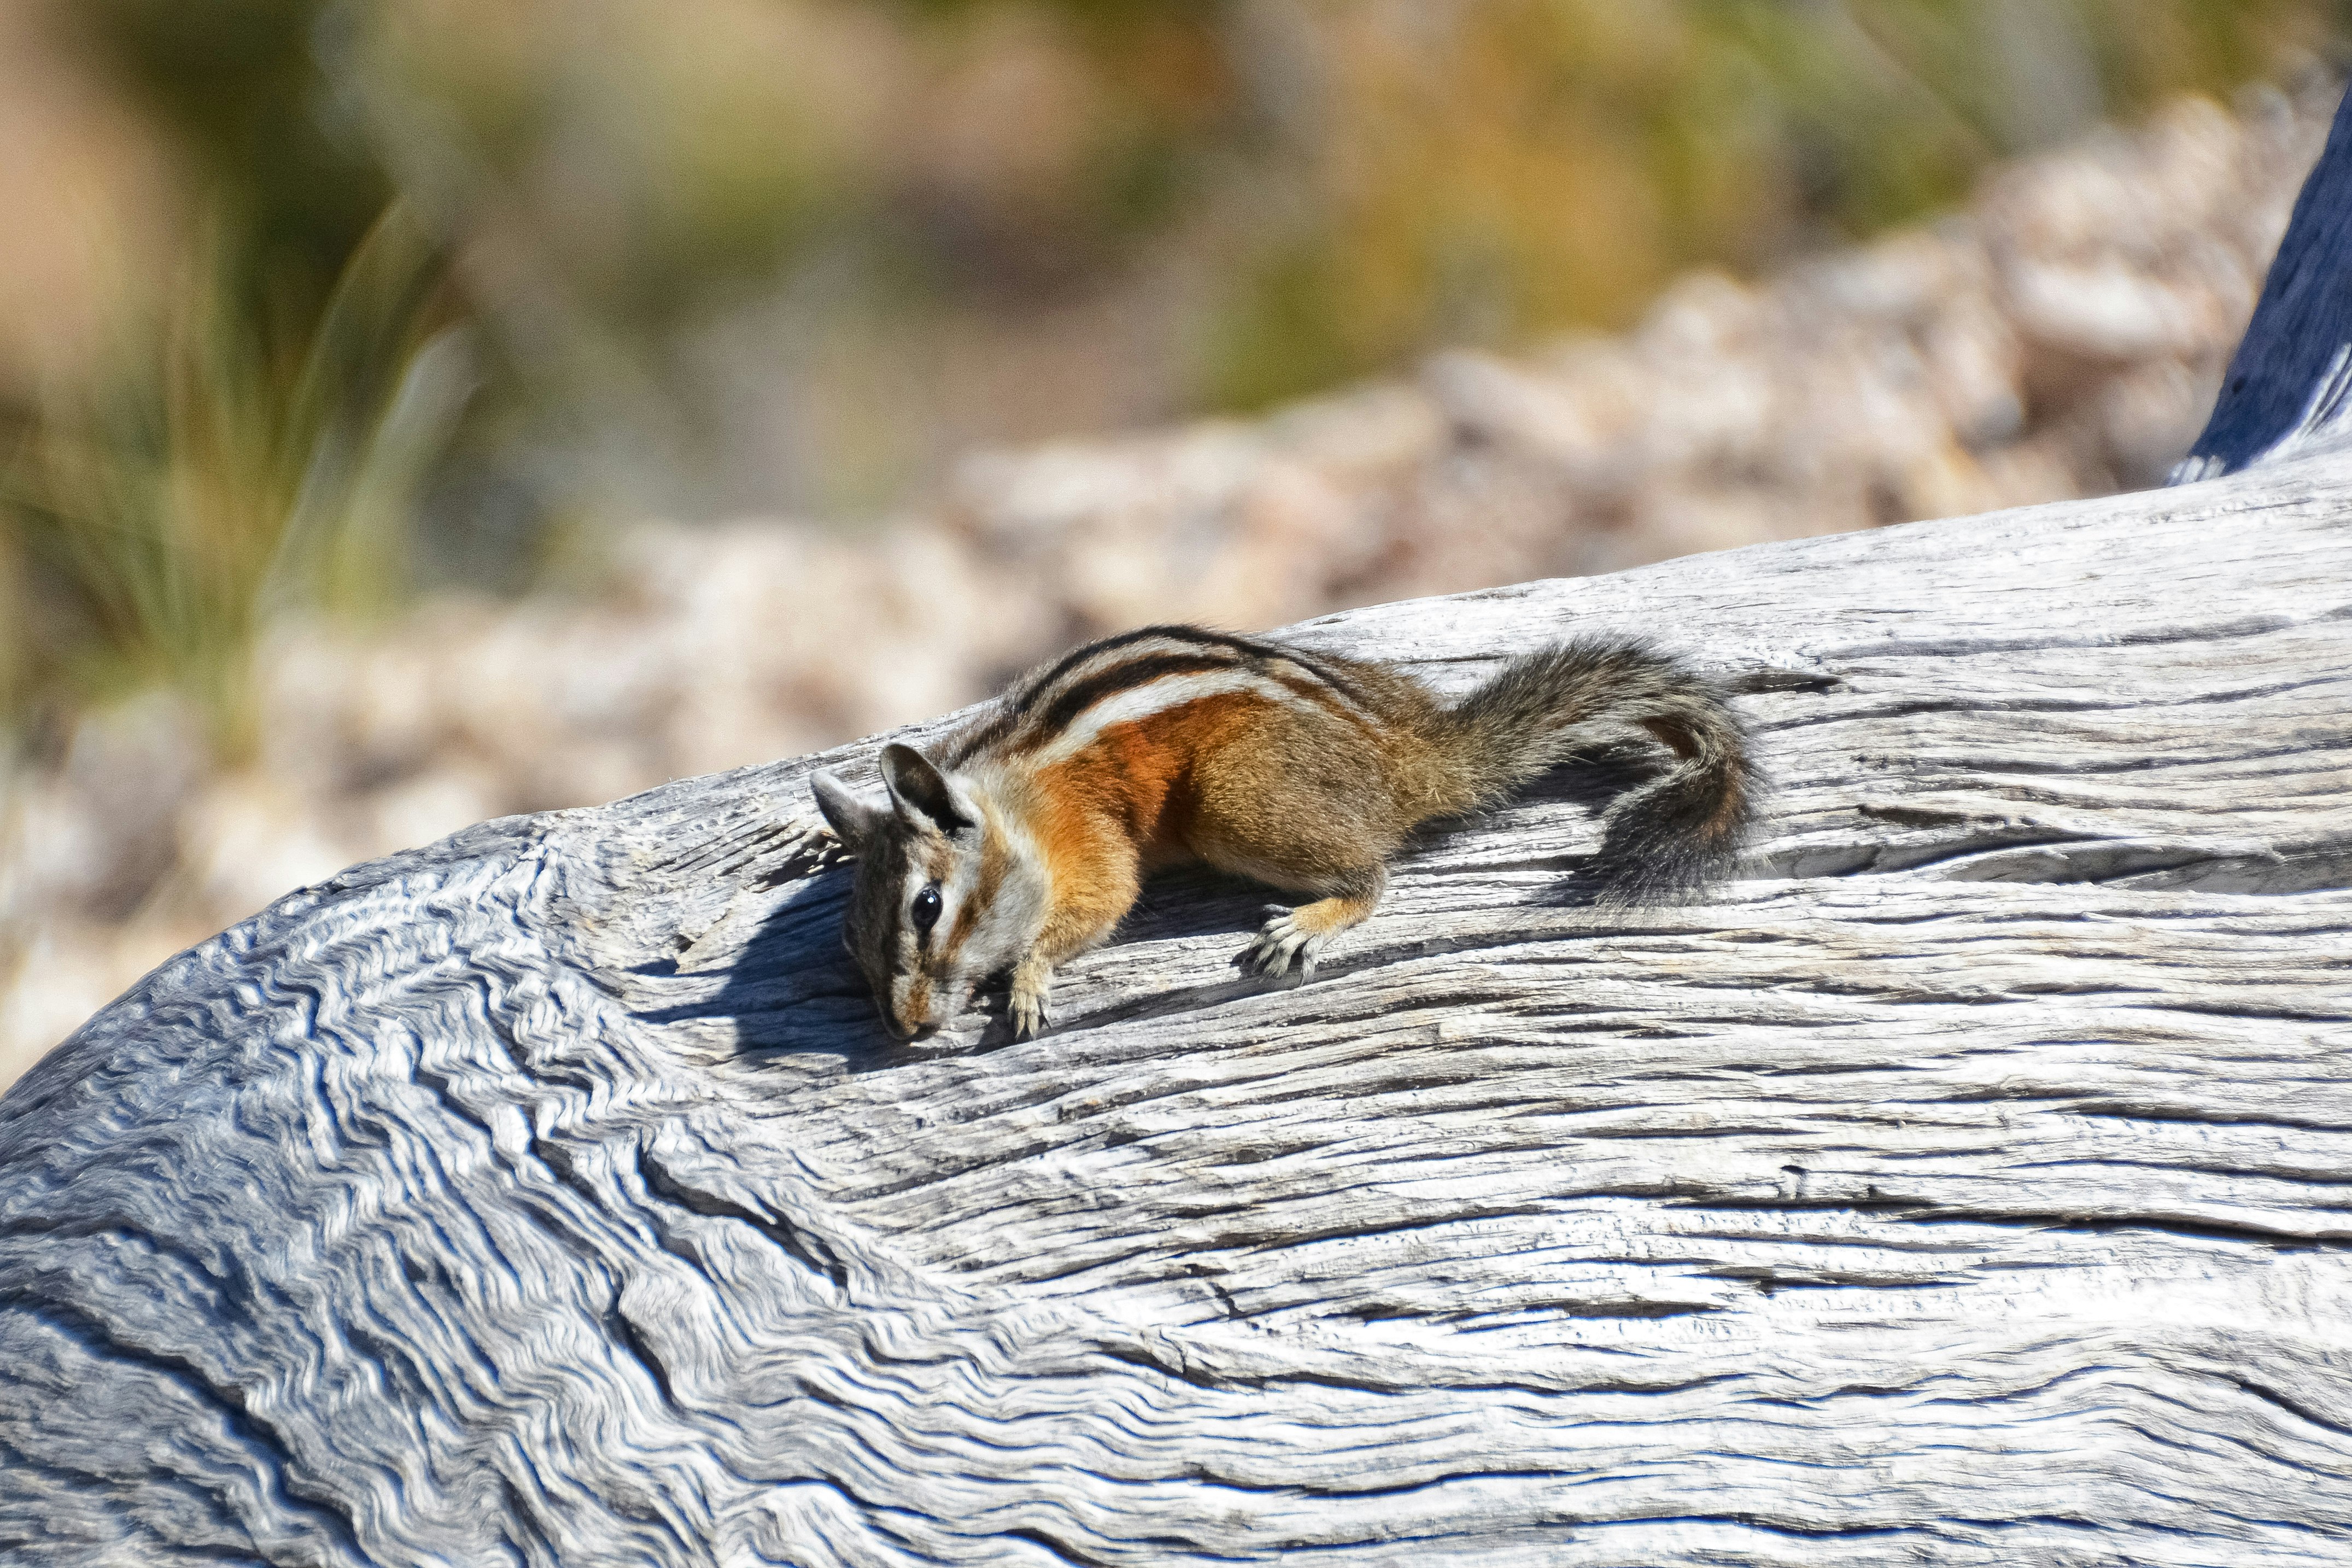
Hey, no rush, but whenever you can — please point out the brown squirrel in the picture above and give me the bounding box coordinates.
[811,625,1754,1041]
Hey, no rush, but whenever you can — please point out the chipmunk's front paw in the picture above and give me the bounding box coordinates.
[1008,982,1052,1040]
[1243,905,1327,980]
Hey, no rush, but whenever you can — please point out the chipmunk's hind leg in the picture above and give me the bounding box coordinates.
[1241,862,1386,980]
[1180,693,1409,980]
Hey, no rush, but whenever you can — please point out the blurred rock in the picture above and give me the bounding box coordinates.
[0,80,2336,1089]
[1,694,203,927]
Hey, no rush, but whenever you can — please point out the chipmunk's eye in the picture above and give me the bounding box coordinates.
[911,885,943,935]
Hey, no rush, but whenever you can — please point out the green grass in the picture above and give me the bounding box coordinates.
[1,204,469,760]
[9,0,2338,747]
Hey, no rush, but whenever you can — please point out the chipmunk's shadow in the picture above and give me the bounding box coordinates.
[668,859,931,1075]
[1099,748,1659,972]
[680,747,1658,1072]
[1118,865,1292,944]
[1419,744,1666,908]
[683,857,1257,1069]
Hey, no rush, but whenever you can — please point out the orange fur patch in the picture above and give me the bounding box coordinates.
[1016,691,1282,961]
[1042,693,1268,850]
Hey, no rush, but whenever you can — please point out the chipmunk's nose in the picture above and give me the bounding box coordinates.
[881,984,933,1040]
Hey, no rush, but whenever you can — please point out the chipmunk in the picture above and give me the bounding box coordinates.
[811,625,1754,1042]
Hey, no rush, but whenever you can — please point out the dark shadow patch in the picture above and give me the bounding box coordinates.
[633,858,909,1072]
[635,738,1733,1065]
[1112,865,1296,945]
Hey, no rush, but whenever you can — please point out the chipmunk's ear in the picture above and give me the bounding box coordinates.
[878,743,978,836]
[810,769,886,851]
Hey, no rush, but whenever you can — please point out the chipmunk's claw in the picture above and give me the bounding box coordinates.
[1008,985,1051,1040]
[1243,904,1325,981]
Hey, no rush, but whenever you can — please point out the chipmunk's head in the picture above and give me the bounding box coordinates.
[811,744,1045,1041]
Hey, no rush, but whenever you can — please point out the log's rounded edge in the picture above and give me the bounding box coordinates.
[2174,80,2352,481]
[0,814,578,1568]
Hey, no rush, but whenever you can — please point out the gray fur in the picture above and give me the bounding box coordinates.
[1432,637,1756,900]
[811,769,885,851]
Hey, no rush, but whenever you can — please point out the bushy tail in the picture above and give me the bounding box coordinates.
[1429,637,1756,902]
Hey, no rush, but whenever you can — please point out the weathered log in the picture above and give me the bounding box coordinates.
[9,114,2352,1568]
[7,452,2351,1565]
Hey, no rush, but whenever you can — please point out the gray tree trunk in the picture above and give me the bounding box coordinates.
[2174,80,2352,479]
[8,101,2352,1568]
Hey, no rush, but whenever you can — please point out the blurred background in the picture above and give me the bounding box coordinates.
[2,0,2347,1085]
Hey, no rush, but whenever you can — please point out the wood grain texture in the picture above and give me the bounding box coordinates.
[3,438,2349,1565]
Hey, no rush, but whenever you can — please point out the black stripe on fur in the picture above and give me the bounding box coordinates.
[1014,651,1243,748]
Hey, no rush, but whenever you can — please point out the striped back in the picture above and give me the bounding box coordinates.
[941,627,1378,769]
